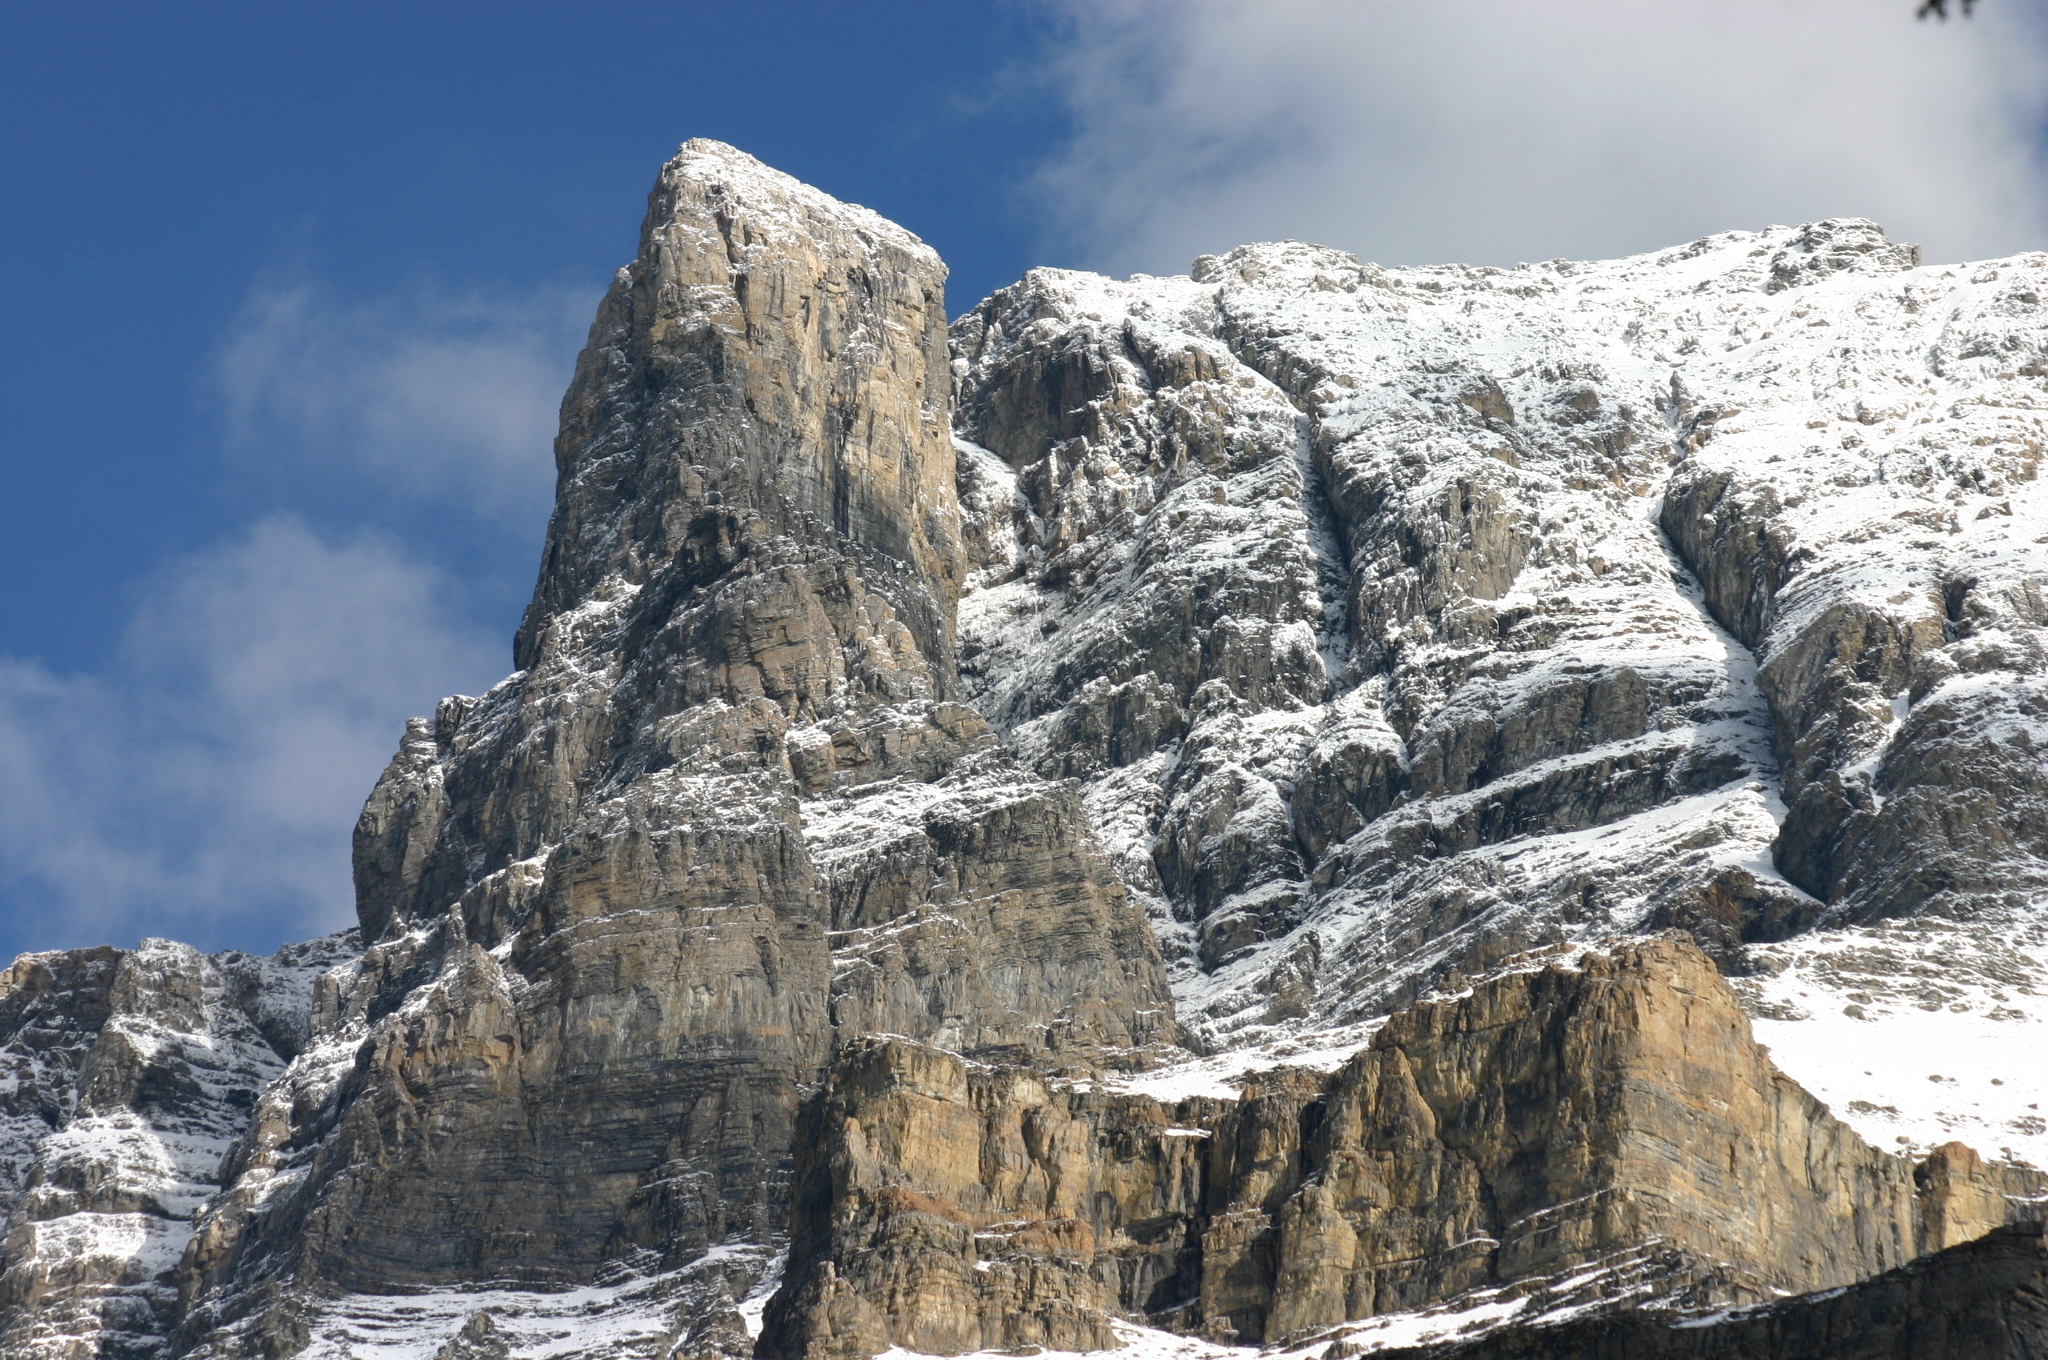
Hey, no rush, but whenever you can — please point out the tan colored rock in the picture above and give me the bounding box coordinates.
[761,1035,1212,1360]
[1913,1140,2037,1254]
[761,940,2040,1357]
[1260,939,1919,1340]
[531,139,961,669]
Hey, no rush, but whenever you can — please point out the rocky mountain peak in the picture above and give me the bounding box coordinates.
[519,137,961,677]
[1,146,2043,1360]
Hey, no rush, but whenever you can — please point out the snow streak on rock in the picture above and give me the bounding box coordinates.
[953,220,2048,1095]
[0,934,355,1359]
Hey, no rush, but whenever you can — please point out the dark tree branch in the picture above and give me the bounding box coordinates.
[1918,0,1977,18]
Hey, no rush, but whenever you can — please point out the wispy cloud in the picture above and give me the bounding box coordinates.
[0,516,503,956]
[216,275,594,521]
[2,263,590,961]
[1029,0,2048,275]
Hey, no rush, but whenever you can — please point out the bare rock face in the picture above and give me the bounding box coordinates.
[1252,940,1926,1337]
[758,940,2035,1358]
[513,140,964,684]
[172,141,1169,1356]
[758,1035,1210,1360]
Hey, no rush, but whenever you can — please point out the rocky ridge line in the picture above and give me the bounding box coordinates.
[0,144,2042,1359]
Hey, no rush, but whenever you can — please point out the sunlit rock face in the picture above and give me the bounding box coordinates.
[170,141,1170,1358]
[3,143,2046,1360]
[756,941,2040,1359]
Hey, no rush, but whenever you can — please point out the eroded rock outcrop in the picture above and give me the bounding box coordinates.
[759,940,2036,1358]
[951,246,1793,1044]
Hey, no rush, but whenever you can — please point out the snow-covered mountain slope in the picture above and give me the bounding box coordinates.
[950,221,2048,1104]
[1742,911,2048,1169]
[0,934,354,1358]
[3,137,2044,1360]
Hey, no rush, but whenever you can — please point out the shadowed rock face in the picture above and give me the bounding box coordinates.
[171,141,1170,1355]
[1373,1224,2048,1360]
[0,937,351,1360]
[756,941,2040,1359]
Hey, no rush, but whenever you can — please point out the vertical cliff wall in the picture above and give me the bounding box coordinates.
[757,940,2036,1359]
[171,141,1170,1359]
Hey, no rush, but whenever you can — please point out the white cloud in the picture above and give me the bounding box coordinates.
[216,276,595,521]
[0,516,503,953]
[1030,0,2048,275]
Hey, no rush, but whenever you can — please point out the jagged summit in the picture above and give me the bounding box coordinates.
[1,146,2043,1360]
[518,135,960,676]
[663,138,941,258]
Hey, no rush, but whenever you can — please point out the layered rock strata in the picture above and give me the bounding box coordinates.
[0,145,2042,1360]
[170,141,1169,1357]
[758,940,2038,1358]
[951,224,2048,1043]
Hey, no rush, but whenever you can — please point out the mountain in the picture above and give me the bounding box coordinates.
[1,140,2042,1360]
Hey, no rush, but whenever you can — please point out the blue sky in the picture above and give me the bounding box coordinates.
[3,0,2044,964]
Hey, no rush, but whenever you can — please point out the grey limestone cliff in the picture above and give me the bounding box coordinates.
[171,140,1170,1358]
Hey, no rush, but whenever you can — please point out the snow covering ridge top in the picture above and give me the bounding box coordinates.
[1030,218,1937,316]
[950,182,2048,1077]
[658,136,938,261]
